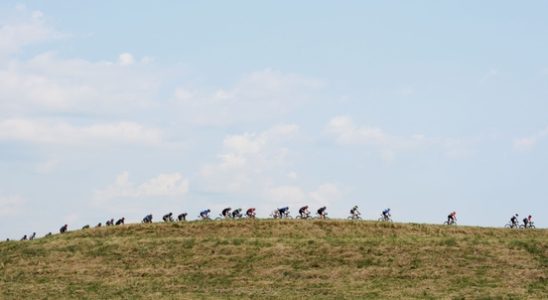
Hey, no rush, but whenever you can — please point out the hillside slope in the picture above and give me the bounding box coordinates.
[1,220,546,299]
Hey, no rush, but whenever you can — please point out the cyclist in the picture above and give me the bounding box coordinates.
[299,205,310,219]
[447,211,457,225]
[200,209,211,220]
[523,215,532,228]
[317,206,328,219]
[222,207,232,219]
[106,218,114,226]
[178,213,188,221]
[350,205,360,218]
[115,217,125,225]
[278,206,290,218]
[21,234,27,241]
[163,212,173,222]
[510,214,519,228]
[231,208,243,219]
[96,222,102,228]
[142,214,153,223]
[246,208,256,218]
[382,208,391,221]
[29,232,36,240]
[60,224,68,234]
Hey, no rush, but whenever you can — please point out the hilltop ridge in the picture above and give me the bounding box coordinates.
[1,220,546,299]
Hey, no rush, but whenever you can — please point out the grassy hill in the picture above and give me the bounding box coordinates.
[1,220,546,299]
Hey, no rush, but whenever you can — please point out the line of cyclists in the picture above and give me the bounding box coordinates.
[161,205,389,222]
[506,214,535,229]
[6,207,537,242]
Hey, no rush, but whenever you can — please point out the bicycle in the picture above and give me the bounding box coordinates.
[347,212,362,220]
[378,214,392,222]
[215,213,233,220]
[270,210,280,219]
[519,222,535,229]
[444,219,457,226]
[281,211,293,219]
[295,212,311,220]
[315,212,329,220]
[504,222,519,229]
[198,214,211,221]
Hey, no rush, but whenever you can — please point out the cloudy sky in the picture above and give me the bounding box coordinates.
[1,1,547,238]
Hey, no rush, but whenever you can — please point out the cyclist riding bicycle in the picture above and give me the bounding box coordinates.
[510,214,519,227]
[115,217,125,225]
[246,208,256,218]
[200,209,211,220]
[447,211,457,224]
[29,232,36,240]
[178,213,188,221]
[60,224,68,234]
[142,214,153,223]
[350,205,360,218]
[222,207,232,218]
[299,205,310,219]
[232,208,243,219]
[278,206,290,218]
[163,212,173,222]
[523,215,532,228]
[382,208,391,221]
[317,206,327,219]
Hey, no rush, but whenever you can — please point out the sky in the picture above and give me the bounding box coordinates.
[1,1,547,238]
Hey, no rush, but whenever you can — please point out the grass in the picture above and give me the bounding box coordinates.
[0,220,546,299]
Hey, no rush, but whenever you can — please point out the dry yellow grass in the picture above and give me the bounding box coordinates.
[1,220,546,299]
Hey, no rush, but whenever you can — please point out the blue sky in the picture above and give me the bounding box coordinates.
[1,1,547,238]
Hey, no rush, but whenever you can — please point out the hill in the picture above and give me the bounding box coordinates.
[0,220,546,299]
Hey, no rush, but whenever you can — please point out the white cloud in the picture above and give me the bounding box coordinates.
[309,183,342,205]
[96,171,189,199]
[326,115,427,161]
[0,118,164,146]
[287,171,298,180]
[173,69,323,125]
[513,127,548,151]
[0,52,160,115]
[118,52,134,66]
[0,11,59,58]
[326,115,478,160]
[200,124,299,193]
[326,115,387,146]
[0,195,25,216]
